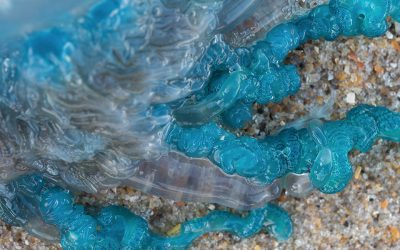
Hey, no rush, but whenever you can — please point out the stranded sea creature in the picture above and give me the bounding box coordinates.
[0,0,399,249]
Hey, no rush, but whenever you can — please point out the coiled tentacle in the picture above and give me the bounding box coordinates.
[1,174,292,249]
[174,0,400,127]
[168,105,400,194]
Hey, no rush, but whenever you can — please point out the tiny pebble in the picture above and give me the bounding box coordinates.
[328,71,334,81]
[380,200,389,209]
[388,226,400,243]
[354,166,362,180]
[386,31,394,40]
[345,92,356,104]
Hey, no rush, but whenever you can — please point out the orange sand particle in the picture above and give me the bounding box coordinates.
[374,64,385,74]
[354,166,362,180]
[388,226,400,243]
[380,200,389,209]
[335,72,347,81]
[254,245,261,250]
[390,40,400,52]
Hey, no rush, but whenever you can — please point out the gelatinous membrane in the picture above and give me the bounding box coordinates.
[222,0,328,46]
[0,0,227,194]
[127,151,285,210]
[283,173,315,198]
[0,0,97,40]
[173,71,246,126]
[0,0,320,206]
